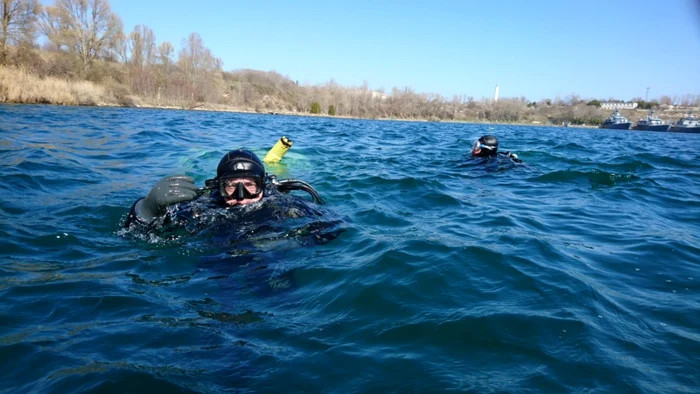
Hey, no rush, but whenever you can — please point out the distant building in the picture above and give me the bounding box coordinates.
[349,89,388,99]
[494,85,499,102]
[371,91,389,100]
[601,101,638,110]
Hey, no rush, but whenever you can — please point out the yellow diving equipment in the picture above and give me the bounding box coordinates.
[263,136,293,163]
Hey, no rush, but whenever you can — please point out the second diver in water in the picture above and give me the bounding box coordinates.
[471,135,523,163]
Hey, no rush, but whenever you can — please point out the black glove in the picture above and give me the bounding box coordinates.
[134,175,198,222]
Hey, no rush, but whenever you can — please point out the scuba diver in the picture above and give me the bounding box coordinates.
[471,135,523,163]
[122,148,342,305]
[124,149,325,230]
[122,148,343,306]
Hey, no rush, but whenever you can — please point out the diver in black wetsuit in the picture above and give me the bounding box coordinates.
[124,149,324,230]
[471,135,523,163]
[123,149,341,299]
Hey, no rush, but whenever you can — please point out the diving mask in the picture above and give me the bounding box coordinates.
[217,176,264,201]
[472,140,497,155]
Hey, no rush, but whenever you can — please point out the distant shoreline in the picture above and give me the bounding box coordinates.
[0,66,595,129]
[2,100,597,129]
[3,66,684,130]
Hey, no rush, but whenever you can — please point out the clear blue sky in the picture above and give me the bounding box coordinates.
[108,0,700,101]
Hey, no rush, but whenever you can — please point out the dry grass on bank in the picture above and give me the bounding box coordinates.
[0,66,119,106]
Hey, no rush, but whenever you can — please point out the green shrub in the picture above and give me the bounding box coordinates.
[310,101,321,114]
[328,104,336,115]
[636,100,658,110]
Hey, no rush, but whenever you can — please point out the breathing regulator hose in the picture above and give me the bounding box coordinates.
[269,176,323,204]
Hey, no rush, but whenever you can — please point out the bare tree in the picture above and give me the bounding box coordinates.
[565,93,582,106]
[129,24,155,68]
[1,0,40,63]
[153,41,173,102]
[37,3,62,51]
[110,29,126,62]
[126,24,156,95]
[178,33,220,81]
[157,41,173,68]
[41,0,123,75]
[177,33,222,102]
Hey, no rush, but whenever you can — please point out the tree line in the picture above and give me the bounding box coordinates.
[2,0,699,122]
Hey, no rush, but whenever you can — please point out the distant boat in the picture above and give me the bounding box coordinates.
[600,109,631,130]
[632,110,670,132]
[669,113,700,133]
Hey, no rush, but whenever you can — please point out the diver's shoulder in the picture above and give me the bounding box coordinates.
[264,191,324,218]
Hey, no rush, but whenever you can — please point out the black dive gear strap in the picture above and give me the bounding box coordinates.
[269,175,323,204]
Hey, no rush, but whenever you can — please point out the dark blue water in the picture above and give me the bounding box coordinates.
[1,104,699,393]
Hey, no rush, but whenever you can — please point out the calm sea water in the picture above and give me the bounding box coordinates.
[1,104,699,393]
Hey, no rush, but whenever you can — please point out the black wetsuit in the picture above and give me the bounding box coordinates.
[124,186,342,247]
[498,151,523,163]
[470,151,523,164]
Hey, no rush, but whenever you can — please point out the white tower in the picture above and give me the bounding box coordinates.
[494,85,499,102]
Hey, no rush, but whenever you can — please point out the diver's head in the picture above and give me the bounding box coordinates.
[215,149,266,206]
[472,135,499,157]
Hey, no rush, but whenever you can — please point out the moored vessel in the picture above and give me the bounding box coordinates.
[632,110,670,131]
[600,109,631,130]
[669,113,700,133]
